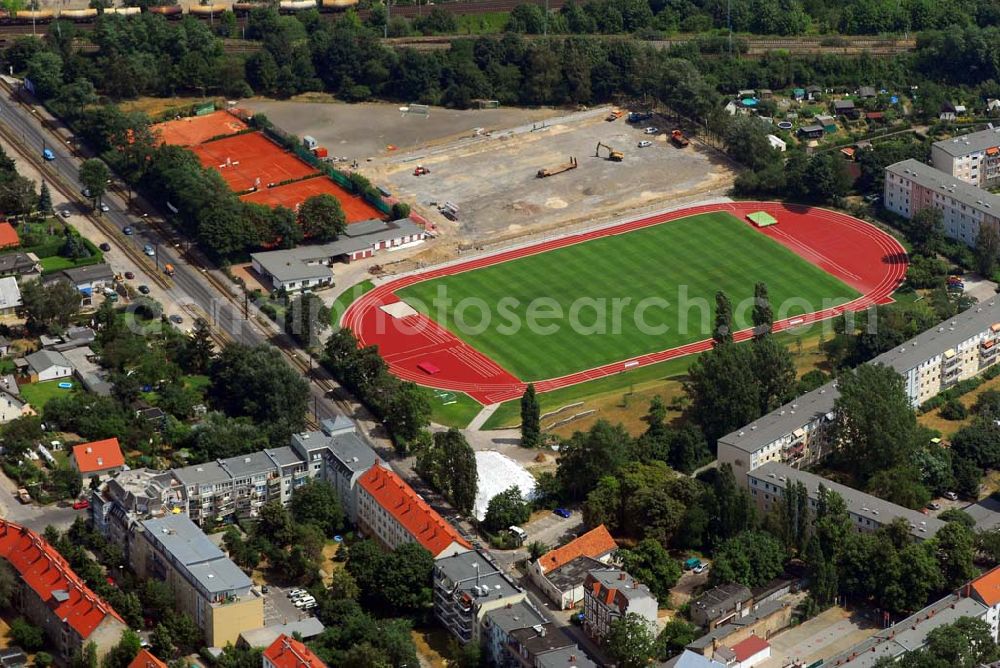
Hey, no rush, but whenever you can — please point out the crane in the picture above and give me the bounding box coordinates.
[595,142,624,162]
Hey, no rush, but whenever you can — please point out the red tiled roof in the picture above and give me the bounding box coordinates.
[71,438,125,474]
[972,565,1000,606]
[0,223,18,249]
[358,463,471,557]
[127,649,167,668]
[263,634,325,668]
[537,525,617,574]
[0,520,124,639]
[731,635,769,662]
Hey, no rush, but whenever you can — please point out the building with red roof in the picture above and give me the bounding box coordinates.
[715,635,770,668]
[356,462,471,559]
[0,223,19,249]
[262,634,326,668]
[127,649,168,668]
[529,525,617,609]
[70,438,125,479]
[0,519,126,660]
[582,568,657,642]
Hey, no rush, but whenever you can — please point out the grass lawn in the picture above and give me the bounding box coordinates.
[184,374,211,395]
[330,279,375,328]
[455,11,509,34]
[398,212,859,382]
[20,380,75,410]
[421,387,482,429]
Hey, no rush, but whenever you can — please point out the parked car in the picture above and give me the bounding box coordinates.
[99,242,111,252]
[123,226,133,235]
[694,563,709,574]
[643,127,660,135]
[143,244,155,256]
[60,209,71,219]
[553,508,571,518]
[684,557,701,571]
[927,502,941,510]
[944,491,959,501]
[137,285,150,295]
[169,315,183,324]
[100,203,110,212]
[124,271,135,280]
[72,499,89,510]
[288,589,307,598]
[637,140,652,148]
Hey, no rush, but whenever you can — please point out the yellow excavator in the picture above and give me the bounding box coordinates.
[595,142,624,162]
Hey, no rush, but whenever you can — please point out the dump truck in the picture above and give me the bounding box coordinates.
[595,142,624,162]
[670,129,690,148]
[537,157,578,178]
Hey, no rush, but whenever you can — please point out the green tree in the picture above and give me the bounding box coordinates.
[19,278,81,333]
[10,618,44,651]
[25,51,63,100]
[33,653,53,668]
[975,224,1000,277]
[0,175,38,218]
[556,420,634,500]
[921,616,1000,667]
[685,342,761,446]
[100,630,141,668]
[710,530,784,588]
[297,194,346,241]
[149,624,175,660]
[615,539,681,602]
[752,335,796,414]
[751,281,773,340]
[604,613,656,668]
[910,207,945,255]
[520,383,541,447]
[482,486,531,534]
[713,290,734,346]
[416,429,478,515]
[183,317,215,373]
[286,292,330,350]
[290,479,345,536]
[37,181,51,215]
[78,159,110,211]
[934,521,977,590]
[654,619,699,660]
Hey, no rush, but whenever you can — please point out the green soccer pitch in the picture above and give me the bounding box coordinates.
[396,211,860,381]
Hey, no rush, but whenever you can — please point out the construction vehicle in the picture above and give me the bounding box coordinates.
[595,142,624,162]
[670,129,690,148]
[537,157,578,178]
[413,165,430,176]
[605,110,623,121]
[164,263,176,277]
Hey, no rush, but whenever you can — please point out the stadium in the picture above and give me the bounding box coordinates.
[342,202,907,405]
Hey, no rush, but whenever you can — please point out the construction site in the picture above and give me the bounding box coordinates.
[369,107,736,254]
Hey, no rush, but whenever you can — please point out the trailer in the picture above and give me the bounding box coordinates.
[536,156,578,178]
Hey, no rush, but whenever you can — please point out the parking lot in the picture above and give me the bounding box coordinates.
[760,605,878,668]
[263,586,316,627]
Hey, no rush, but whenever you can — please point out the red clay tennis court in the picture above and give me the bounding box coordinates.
[191,132,319,193]
[152,111,248,147]
[240,175,384,222]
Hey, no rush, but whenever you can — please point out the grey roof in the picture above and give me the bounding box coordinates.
[485,600,546,633]
[888,159,1000,214]
[327,432,377,474]
[962,497,1000,531]
[264,446,304,468]
[220,450,278,479]
[691,583,753,621]
[687,600,790,651]
[535,646,599,668]
[661,652,727,668]
[62,263,115,283]
[933,127,1000,157]
[0,391,24,412]
[435,550,521,601]
[0,252,38,274]
[799,124,824,133]
[252,252,332,284]
[0,277,21,310]
[509,624,576,658]
[25,349,71,374]
[141,514,253,595]
[859,86,877,97]
[238,618,325,648]
[0,375,19,396]
[749,462,946,540]
[720,300,1000,454]
[172,460,231,487]
[816,114,836,125]
[827,593,987,667]
[834,99,856,109]
[547,555,605,590]
[588,568,656,604]
[321,415,355,436]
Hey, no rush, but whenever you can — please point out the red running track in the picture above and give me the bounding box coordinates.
[342,202,908,405]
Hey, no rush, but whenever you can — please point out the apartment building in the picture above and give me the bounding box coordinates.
[356,462,472,559]
[884,158,1000,247]
[433,549,525,644]
[0,520,127,660]
[931,127,1000,188]
[718,301,1000,482]
[528,524,618,610]
[747,463,945,541]
[90,468,185,550]
[261,634,325,668]
[582,569,657,642]
[131,514,263,647]
[311,416,378,524]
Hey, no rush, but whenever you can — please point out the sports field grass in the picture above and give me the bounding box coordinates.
[397,212,860,381]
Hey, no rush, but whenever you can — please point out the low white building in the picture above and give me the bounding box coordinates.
[0,276,21,315]
[20,349,73,382]
[766,134,786,152]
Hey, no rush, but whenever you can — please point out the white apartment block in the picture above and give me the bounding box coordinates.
[931,127,1000,188]
[884,158,1000,247]
[718,301,1000,483]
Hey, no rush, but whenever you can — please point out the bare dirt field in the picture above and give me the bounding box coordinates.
[243,96,562,162]
[371,110,736,246]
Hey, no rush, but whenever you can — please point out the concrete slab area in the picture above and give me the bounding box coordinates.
[760,605,878,668]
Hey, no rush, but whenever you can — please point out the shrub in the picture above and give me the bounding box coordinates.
[940,399,969,421]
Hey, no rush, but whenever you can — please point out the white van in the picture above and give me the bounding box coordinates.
[509,526,528,544]
[295,596,316,609]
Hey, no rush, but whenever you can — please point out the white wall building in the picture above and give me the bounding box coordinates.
[931,127,1000,188]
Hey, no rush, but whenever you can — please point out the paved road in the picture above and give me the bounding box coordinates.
[0,466,82,533]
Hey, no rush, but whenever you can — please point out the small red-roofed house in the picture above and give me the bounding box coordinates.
[356,462,471,559]
[970,565,1000,640]
[0,223,18,249]
[262,634,325,668]
[529,525,618,609]
[0,519,126,660]
[70,438,125,480]
[128,649,168,668]
[715,635,770,668]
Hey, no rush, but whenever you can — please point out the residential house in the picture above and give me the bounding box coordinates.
[356,462,471,559]
[833,99,859,119]
[529,525,617,609]
[748,463,945,541]
[0,277,21,315]
[70,438,125,480]
[262,634,325,668]
[433,549,524,644]
[0,391,29,424]
[719,300,1000,482]
[0,252,40,280]
[0,519,127,660]
[691,583,753,629]
[858,86,877,99]
[90,468,184,546]
[504,620,585,668]
[42,326,97,352]
[482,600,548,666]
[686,600,793,658]
[931,127,1000,189]
[661,651,726,668]
[238,619,325,650]
[970,565,1000,640]
[815,115,837,133]
[129,514,263,647]
[127,649,168,668]
[713,636,770,668]
[0,223,18,249]
[797,124,824,140]
[43,263,115,302]
[582,569,658,642]
[313,418,378,523]
[536,647,598,668]
[18,349,72,382]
